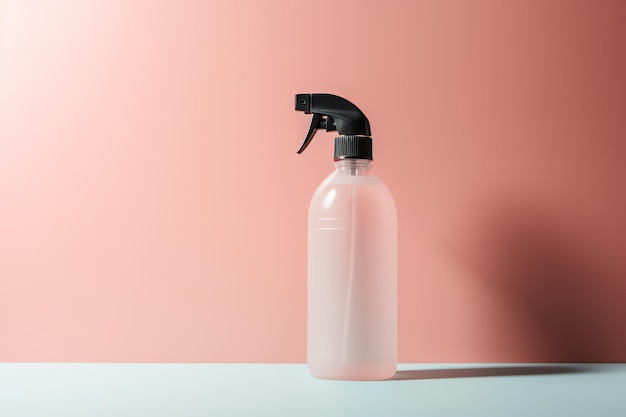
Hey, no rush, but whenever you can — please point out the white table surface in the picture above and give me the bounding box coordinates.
[1,363,624,416]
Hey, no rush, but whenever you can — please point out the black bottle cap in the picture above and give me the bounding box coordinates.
[295,93,373,159]
[334,135,373,160]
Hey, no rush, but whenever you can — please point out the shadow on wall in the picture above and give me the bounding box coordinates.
[447,197,626,362]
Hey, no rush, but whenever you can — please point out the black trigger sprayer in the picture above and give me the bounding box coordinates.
[295,93,373,162]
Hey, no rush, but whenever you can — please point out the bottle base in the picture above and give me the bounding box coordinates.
[308,364,397,381]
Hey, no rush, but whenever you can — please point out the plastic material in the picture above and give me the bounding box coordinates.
[334,135,373,160]
[295,93,373,160]
[296,93,397,380]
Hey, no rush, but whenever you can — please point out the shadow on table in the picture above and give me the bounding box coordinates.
[390,365,588,380]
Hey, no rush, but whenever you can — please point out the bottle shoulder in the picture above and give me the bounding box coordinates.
[309,170,396,220]
[317,168,386,187]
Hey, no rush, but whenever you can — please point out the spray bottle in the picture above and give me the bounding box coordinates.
[295,93,397,380]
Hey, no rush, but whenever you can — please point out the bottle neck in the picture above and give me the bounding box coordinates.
[334,159,372,176]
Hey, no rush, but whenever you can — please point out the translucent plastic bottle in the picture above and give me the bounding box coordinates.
[295,93,398,380]
[307,159,397,380]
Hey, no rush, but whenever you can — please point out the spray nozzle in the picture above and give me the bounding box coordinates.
[295,94,372,159]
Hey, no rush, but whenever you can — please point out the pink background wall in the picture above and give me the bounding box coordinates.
[1,0,625,362]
